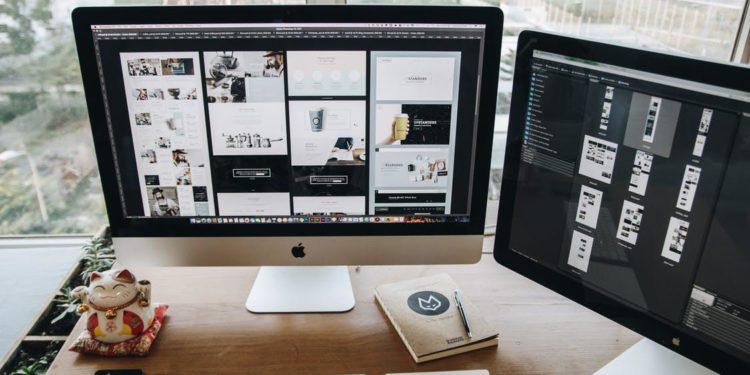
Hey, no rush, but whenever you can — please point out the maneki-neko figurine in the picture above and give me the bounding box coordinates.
[69,269,168,356]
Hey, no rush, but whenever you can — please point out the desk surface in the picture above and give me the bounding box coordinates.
[49,254,640,374]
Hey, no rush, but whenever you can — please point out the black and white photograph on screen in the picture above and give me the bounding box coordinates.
[140,149,157,164]
[166,87,198,100]
[327,137,366,166]
[144,175,160,186]
[148,88,164,100]
[161,58,195,75]
[132,88,149,101]
[204,51,285,104]
[135,112,151,126]
[127,58,161,76]
[172,149,190,168]
[175,167,192,186]
[156,137,171,149]
[147,187,180,217]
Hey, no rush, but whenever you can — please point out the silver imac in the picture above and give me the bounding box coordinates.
[72,5,502,313]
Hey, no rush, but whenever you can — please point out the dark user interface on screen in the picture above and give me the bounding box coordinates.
[508,50,750,361]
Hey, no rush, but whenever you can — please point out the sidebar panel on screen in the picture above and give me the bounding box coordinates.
[507,59,588,265]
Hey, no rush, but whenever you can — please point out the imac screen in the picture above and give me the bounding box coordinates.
[89,22,488,225]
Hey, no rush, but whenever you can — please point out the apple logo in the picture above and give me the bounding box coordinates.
[291,243,306,258]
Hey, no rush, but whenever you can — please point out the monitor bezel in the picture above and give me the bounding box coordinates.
[494,30,750,373]
[71,5,502,238]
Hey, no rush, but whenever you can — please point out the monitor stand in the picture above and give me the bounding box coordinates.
[595,338,716,374]
[245,266,355,313]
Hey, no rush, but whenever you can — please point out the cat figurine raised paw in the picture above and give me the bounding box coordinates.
[72,269,154,344]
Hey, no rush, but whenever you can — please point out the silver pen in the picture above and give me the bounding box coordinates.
[454,289,472,338]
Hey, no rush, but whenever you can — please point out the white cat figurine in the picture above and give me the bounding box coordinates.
[72,269,154,344]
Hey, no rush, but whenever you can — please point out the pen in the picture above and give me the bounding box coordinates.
[454,289,472,338]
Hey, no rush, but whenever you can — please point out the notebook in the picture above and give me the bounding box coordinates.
[374,274,499,363]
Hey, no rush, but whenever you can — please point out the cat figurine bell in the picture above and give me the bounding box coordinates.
[72,269,155,344]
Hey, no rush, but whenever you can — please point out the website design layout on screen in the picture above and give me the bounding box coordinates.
[92,23,485,221]
[509,50,750,359]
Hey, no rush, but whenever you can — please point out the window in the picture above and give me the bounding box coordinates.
[0,0,302,235]
[0,0,747,234]
[489,0,748,199]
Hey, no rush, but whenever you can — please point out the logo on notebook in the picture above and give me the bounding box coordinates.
[407,291,450,316]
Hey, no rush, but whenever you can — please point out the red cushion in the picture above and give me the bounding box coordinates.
[69,304,168,357]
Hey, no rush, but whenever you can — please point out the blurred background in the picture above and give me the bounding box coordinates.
[1,0,747,235]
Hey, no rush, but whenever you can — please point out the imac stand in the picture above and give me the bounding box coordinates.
[595,338,716,375]
[245,266,355,313]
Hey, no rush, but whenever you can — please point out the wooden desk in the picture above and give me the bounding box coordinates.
[49,254,640,374]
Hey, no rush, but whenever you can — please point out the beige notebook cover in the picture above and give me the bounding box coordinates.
[375,273,499,363]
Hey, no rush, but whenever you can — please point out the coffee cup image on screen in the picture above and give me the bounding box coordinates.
[309,108,325,132]
[623,93,681,158]
[394,114,409,141]
[375,104,451,145]
[147,187,180,217]
[203,51,285,104]
[289,100,366,166]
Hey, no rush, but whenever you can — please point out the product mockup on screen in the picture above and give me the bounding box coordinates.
[86,19,489,226]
